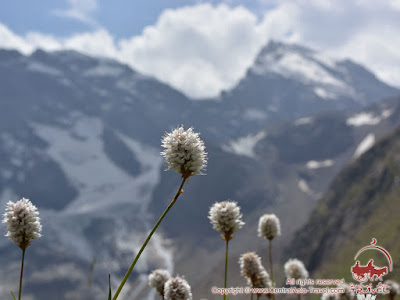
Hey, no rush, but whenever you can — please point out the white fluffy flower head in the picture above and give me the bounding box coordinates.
[384,280,400,296]
[338,283,355,300]
[161,126,207,178]
[284,258,309,280]
[239,252,271,290]
[239,252,263,278]
[164,276,192,300]
[322,293,339,300]
[356,295,376,300]
[208,200,244,241]
[258,214,281,240]
[148,269,171,297]
[2,198,42,249]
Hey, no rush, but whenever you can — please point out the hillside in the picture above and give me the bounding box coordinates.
[287,124,400,283]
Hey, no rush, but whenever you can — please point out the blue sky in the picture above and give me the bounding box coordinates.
[1,0,400,98]
[0,1,271,37]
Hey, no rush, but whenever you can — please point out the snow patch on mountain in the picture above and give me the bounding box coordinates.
[298,179,314,196]
[243,108,268,121]
[252,51,346,88]
[381,109,393,118]
[26,62,62,77]
[29,116,174,284]
[84,63,125,77]
[354,134,375,158]
[347,112,381,126]
[306,159,334,169]
[32,117,128,195]
[117,132,163,179]
[347,109,393,127]
[312,53,337,69]
[222,131,266,158]
[314,87,336,99]
[294,117,313,126]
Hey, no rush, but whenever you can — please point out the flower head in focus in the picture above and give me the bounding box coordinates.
[164,276,192,300]
[2,198,42,250]
[208,200,244,241]
[161,126,207,178]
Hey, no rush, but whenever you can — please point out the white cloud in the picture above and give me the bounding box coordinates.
[0,23,33,54]
[25,33,62,52]
[53,0,99,27]
[0,1,400,99]
[117,4,270,98]
[64,30,118,57]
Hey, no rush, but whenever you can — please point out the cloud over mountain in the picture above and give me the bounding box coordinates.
[1,1,399,98]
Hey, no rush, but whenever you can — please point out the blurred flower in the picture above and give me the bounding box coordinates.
[240,252,262,279]
[161,126,207,178]
[2,198,42,249]
[239,252,271,289]
[322,293,339,300]
[284,258,309,280]
[148,269,171,297]
[258,214,281,240]
[208,200,244,241]
[164,276,192,300]
[356,295,376,300]
[384,280,400,296]
[338,283,355,300]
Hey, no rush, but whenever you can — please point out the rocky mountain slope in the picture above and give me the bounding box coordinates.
[286,122,400,283]
[181,96,400,299]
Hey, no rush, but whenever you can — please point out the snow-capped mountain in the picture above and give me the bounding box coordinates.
[208,41,399,138]
[0,41,399,300]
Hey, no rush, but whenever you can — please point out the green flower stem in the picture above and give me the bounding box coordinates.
[18,248,26,300]
[112,177,188,300]
[269,240,275,300]
[223,240,229,300]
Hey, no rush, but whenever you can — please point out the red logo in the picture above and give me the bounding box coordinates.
[351,239,393,282]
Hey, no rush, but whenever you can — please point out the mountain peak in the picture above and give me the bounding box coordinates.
[250,40,342,87]
[260,40,315,56]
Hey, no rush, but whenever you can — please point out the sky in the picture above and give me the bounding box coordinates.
[1,0,400,99]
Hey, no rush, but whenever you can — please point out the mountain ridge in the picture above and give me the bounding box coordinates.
[0,41,399,299]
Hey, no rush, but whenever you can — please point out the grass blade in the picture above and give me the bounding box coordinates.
[11,291,16,300]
